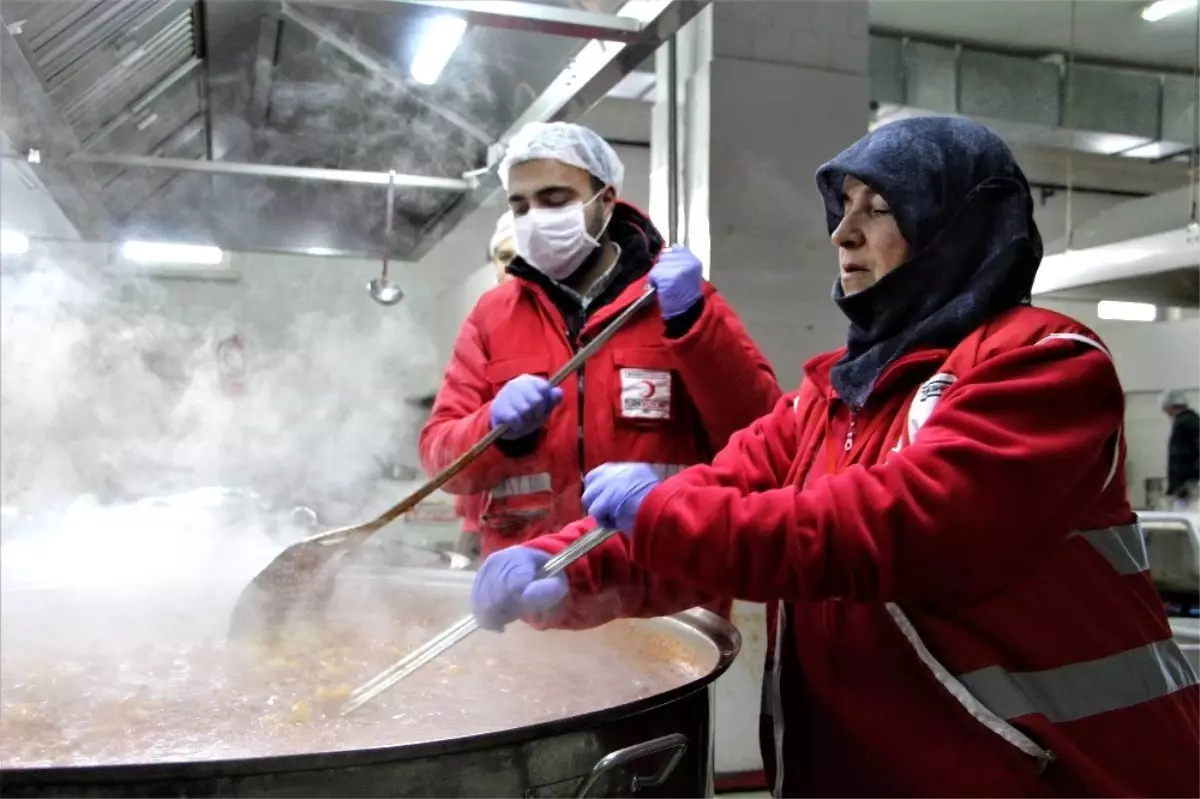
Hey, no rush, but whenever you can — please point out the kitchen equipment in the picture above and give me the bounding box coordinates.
[229,286,659,643]
[367,170,403,306]
[1140,511,1200,601]
[0,558,738,798]
[342,525,620,715]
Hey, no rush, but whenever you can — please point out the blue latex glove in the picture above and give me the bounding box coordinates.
[581,463,661,535]
[490,374,563,440]
[470,546,569,632]
[648,245,704,319]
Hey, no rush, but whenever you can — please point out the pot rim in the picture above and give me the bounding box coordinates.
[0,597,741,784]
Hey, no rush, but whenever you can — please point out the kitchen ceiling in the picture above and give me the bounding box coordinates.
[0,0,697,256]
[869,0,1198,73]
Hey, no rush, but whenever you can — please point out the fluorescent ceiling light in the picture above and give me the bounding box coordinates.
[1097,300,1157,322]
[121,240,223,265]
[1141,0,1196,22]
[410,15,467,85]
[0,230,30,255]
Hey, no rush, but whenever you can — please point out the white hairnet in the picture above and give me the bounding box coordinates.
[489,210,514,259]
[498,122,624,194]
[1160,388,1190,410]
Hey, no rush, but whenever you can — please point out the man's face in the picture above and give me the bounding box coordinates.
[491,236,515,283]
[506,159,615,242]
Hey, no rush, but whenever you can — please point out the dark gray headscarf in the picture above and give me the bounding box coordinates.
[815,117,1043,410]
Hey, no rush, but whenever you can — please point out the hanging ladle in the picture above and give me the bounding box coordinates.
[368,170,403,305]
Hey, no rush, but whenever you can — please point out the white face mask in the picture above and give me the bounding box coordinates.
[514,193,609,281]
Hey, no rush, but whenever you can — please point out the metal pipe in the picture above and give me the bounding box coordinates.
[382,170,396,281]
[18,151,471,191]
[666,33,679,244]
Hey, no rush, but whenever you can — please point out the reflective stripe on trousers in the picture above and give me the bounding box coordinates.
[488,464,691,499]
[889,522,1199,766]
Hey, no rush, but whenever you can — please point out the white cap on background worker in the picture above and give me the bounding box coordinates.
[488,210,515,284]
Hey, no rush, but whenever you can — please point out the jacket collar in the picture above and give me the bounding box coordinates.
[804,345,951,406]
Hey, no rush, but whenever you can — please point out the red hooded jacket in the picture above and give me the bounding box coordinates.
[419,203,781,561]
[529,306,1199,798]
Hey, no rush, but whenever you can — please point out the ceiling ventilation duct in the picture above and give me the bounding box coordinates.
[1034,182,1199,307]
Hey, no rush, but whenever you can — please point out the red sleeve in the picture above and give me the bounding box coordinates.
[417,311,509,494]
[523,395,801,627]
[666,287,782,450]
[632,339,1126,606]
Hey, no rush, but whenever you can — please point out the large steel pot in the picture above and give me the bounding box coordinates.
[1,554,739,799]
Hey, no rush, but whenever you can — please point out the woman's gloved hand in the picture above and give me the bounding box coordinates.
[648,246,704,319]
[470,546,569,632]
[582,463,661,535]
[489,374,563,439]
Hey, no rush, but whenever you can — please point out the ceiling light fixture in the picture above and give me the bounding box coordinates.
[410,14,467,86]
[1096,300,1158,322]
[1141,0,1196,22]
[0,230,30,255]
[121,240,223,265]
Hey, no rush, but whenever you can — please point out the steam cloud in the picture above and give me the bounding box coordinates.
[0,243,435,529]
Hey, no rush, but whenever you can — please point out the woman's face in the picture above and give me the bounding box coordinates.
[830,176,910,295]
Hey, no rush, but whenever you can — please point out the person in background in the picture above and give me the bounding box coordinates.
[488,210,516,284]
[420,121,781,598]
[469,117,1199,797]
[454,210,520,561]
[1161,388,1199,506]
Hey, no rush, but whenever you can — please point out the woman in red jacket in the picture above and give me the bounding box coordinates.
[469,117,1199,797]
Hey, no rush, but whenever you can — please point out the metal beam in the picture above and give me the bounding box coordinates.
[21,150,472,191]
[249,8,284,127]
[405,0,710,262]
[278,2,492,145]
[0,12,112,237]
[300,0,646,43]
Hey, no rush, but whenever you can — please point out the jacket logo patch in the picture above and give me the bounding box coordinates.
[620,368,672,420]
[908,372,957,444]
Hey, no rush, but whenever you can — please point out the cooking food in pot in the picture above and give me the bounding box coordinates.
[1,590,711,769]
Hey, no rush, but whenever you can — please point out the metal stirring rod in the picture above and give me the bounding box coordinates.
[341,525,621,715]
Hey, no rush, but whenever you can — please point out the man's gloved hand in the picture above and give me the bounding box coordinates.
[470,546,569,632]
[490,374,563,439]
[648,245,704,320]
[582,463,661,535]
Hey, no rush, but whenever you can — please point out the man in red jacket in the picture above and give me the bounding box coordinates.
[420,121,780,564]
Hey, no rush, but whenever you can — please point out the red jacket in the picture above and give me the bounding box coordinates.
[529,306,1199,798]
[453,494,483,534]
[419,203,781,559]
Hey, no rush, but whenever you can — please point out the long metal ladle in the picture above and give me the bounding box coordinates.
[341,524,621,715]
[228,286,658,643]
[367,170,403,305]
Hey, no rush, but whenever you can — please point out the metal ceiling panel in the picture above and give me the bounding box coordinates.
[11,0,200,141]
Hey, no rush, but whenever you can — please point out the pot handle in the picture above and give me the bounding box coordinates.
[575,733,689,798]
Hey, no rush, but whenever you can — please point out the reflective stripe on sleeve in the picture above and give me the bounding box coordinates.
[958,638,1198,724]
[489,473,551,498]
[1070,524,1149,576]
[648,463,690,481]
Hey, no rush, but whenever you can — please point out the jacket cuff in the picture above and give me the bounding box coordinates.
[630,481,682,573]
[494,429,543,458]
[663,297,705,339]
